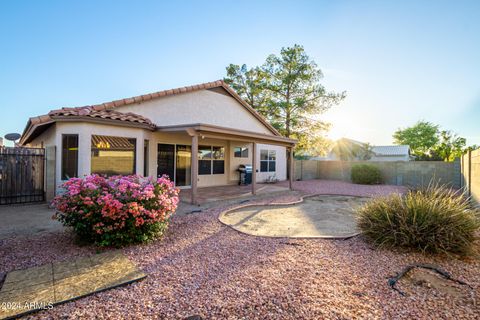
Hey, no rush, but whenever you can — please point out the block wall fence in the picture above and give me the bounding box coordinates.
[461,149,480,205]
[294,159,461,189]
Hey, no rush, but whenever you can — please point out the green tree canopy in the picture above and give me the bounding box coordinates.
[224,44,345,155]
[393,121,468,161]
[393,121,439,157]
[224,64,269,115]
[435,130,466,161]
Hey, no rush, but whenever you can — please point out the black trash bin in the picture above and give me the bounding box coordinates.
[238,164,252,185]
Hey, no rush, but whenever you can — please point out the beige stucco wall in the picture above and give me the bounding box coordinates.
[29,123,287,193]
[256,144,287,182]
[29,122,150,194]
[116,90,273,135]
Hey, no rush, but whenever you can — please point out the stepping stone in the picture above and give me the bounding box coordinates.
[0,251,146,319]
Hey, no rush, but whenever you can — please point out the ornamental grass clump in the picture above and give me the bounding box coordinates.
[52,174,179,247]
[357,184,480,254]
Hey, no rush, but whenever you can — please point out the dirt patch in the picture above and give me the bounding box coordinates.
[397,268,475,303]
[219,195,369,238]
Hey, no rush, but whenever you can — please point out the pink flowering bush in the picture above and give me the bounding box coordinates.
[52,174,179,247]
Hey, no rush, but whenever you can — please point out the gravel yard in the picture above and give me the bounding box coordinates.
[0,180,478,319]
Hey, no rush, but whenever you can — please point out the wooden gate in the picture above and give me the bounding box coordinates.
[0,147,45,204]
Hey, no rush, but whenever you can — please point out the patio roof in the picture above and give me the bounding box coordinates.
[157,123,297,147]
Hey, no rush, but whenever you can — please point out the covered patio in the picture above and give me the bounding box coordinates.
[157,123,297,204]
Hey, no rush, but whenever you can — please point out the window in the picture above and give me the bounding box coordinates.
[198,145,212,175]
[198,145,225,175]
[144,140,149,177]
[91,135,136,176]
[61,134,78,180]
[260,149,276,172]
[212,146,225,174]
[234,147,249,158]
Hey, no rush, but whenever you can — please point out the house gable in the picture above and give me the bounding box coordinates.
[116,87,275,135]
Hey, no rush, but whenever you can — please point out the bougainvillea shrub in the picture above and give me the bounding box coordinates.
[52,174,179,247]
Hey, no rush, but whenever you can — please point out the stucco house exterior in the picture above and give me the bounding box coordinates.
[20,80,296,204]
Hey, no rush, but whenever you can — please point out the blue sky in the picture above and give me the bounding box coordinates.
[1,0,479,147]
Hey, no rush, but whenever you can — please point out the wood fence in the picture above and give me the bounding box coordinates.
[0,147,45,205]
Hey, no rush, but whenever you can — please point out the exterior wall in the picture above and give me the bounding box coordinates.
[295,159,461,189]
[256,144,287,182]
[229,141,252,184]
[117,90,273,135]
[28,122,288,195]
[148,131,230,188]
[461,149,480,206]
[29,122,150,197]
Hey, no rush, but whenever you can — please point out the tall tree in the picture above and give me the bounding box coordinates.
[224,64,270,116]
[435,130,466,161]
[224,45,345,154]
[262,45,345,139]
[393,121,439,158]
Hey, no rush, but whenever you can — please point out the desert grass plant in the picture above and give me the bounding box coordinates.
[357,183,480,255]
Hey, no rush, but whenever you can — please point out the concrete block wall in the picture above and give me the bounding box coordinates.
[462,149,480,205]
[294,160,461,189]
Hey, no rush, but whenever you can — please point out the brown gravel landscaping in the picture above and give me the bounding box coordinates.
[0,180,479,319]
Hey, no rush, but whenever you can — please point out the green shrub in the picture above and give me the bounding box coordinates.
[357,184,480,254]
[351,164,382,184]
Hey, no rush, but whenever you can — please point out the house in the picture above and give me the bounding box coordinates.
[314,138,412,161]
[20,80,297,204]
[369,145,413,161]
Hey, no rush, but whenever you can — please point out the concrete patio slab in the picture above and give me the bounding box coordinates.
[0,203,62,239]
[0,251,146,320]
[219,194,370,238]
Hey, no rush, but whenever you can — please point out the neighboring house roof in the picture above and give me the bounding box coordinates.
[20,80,280,145]
[371,145,410,157]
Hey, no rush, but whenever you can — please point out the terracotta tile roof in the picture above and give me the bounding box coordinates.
[21,80,281,145]
[76,80,227,112]
[48,107,155,128]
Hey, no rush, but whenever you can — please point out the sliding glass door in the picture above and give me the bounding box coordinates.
[157,143,191,187]
[157,144,175,182]
[175,145,191,187]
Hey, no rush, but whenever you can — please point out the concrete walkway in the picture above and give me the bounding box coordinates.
[219,195,370,238]
[0,203,62,239]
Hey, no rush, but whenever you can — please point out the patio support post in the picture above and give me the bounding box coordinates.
[252,142,257,195]
[191,134,199,205]
[289,147,294,190]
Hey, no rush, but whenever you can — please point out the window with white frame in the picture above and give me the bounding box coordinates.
[260,149,276,172]
[199,145,225,175]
